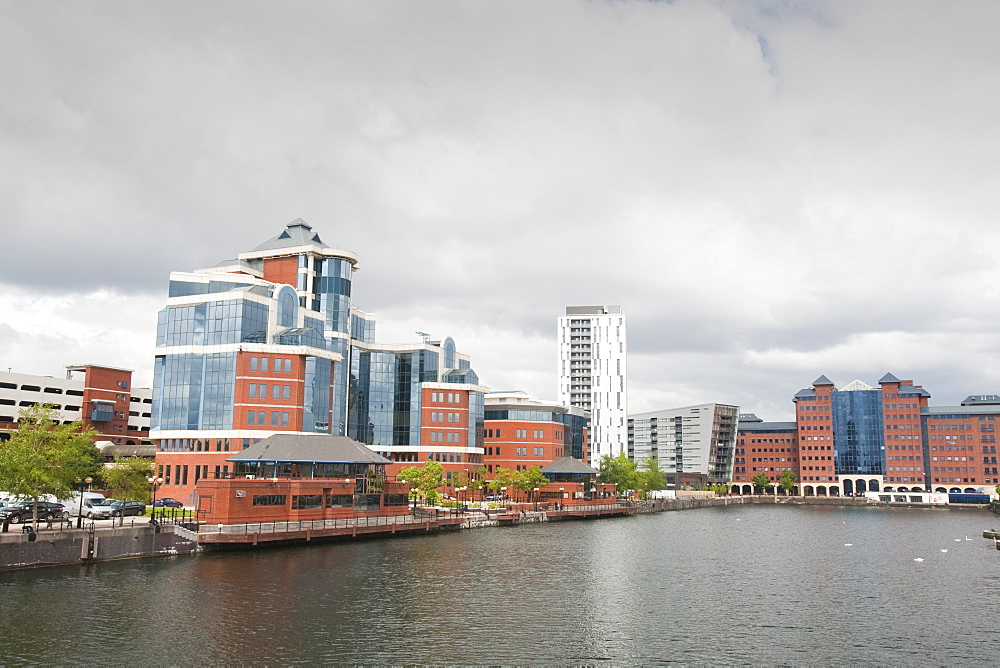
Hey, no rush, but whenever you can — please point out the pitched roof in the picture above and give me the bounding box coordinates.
[879,372,901,383]
[252,219,327,252]
[540,457,598,474]
[813,375,834,386]
[227,434,390,464]
[841,379,875,392]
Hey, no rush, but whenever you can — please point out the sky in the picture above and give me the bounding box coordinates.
[2,0,999,421]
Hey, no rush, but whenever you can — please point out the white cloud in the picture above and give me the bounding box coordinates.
[2,0,999,419]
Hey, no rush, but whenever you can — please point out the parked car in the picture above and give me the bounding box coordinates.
[154,498,184,508]
[107,500,147,517]
[0,501,70,523]
[57,492,113,520]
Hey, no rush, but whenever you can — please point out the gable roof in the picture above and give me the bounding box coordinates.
[879,372,901,383]
[227,434,390,464]
[813,375,834,386]
[540,457,598,475]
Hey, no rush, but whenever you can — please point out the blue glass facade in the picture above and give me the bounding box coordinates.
[302,356,332,433]
[468,390,485,450]
[151,352,236,430]
[156,299,269,347]
[315,257,352,335]
[832,389,885,476]
[168,279,261,298]
[348,349,439,446]
[350,312,376,343]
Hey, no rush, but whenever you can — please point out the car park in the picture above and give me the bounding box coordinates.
[107,500,147,517]
[154,498,184,508]
[0,501,70,523]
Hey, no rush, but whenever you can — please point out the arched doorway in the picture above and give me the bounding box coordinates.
[804,485,814,496]
[741,485,752,495]
[856,479,868,494]
[964,488,977,493]
[817,486,828,496]
[869,480,880,492]
[949,488,961,493]
[731,485,740,495]
[843,479,854,496]
[935,487,947,493]
[898,487,909,492]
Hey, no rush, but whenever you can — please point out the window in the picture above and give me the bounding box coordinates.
[249,384,257,398]
[292,494,322,509]
[247,411,256,425]
[271,411,279,425]
[259,384,267,399]
[282,412,289,426]
[284,359,292,373]
[257,411,265,424]
[250,357,258,371]
[273,384,281,399]
[326,494,353,508]
[253,494,286,506]
[283,385,290,399]
[261,357,269,372]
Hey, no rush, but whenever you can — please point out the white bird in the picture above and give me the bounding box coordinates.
[966,536,973,541]
[940,549,948,553]
[954,539,962,542]
[845,543,853,547]
[914,558,924,562]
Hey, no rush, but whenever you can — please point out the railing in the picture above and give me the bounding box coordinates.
[201,512,459,536]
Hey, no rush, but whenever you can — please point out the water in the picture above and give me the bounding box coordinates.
[1,505,998,665]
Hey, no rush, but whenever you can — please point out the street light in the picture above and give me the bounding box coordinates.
[500,486,507,506]
[75,476,92,529]
[148,475,164,523]
[533,487,539,512]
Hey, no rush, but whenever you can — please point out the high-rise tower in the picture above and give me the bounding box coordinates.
[557,305,627,463]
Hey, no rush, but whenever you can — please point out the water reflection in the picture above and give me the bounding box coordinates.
[0,506,996,665]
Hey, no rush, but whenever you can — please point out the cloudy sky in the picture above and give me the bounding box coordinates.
[2,0,999,420]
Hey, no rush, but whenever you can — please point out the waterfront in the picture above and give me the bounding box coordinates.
[1,505,997,665]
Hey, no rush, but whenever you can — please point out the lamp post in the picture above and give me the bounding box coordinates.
[75,476,92,529]
[147,475,164,523]
[500,486,507,506]
[559,487,564,510]
[533,487,539,512]
[456,486,467,514]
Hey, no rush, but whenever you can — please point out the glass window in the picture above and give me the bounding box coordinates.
[250,357,258,371]
[292,494,322,510]
[282,412,289,426]
[259,384,267,399]
[283,385,290,399]
[271,411,279,425]
[253,494,286,506]
[257,411,265,424]
[247,411,256,425]
[274,384,281,399]
[284,359,292,373]
[326,494,353,508]
[261,358,269,372]
[249,384,257,398]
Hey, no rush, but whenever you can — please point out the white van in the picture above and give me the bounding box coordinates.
[59,492,112,520]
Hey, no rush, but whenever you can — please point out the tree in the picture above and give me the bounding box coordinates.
[778,470,798,496]
[597,453,639,494]
[467,465,488,500]
[752,472,774,494]
[516,466,550,502]
[707,483,730,495]
[487,468,518,501]
[0,404,102,524]
[397,460,444,506]
[102,455,154,526]
[635,454,665,499]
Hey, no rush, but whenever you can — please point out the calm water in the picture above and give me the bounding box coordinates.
[1,505,998,665]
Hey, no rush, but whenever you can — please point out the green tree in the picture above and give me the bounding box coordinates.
[752,472,774,494]
[635,454,665,499]
[778,470,798,496]
[487,468,518,501]
[707,482,730,495]
[102,455,154,526]
[0,404,102,524]
[468,465,488,500]
[397,460,445,506]
[516,466,550,503]
[597,453,639,494]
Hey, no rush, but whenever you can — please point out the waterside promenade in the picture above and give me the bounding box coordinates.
[1,496,994,571]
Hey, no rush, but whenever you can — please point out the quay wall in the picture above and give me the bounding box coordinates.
[0,525,198,571]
